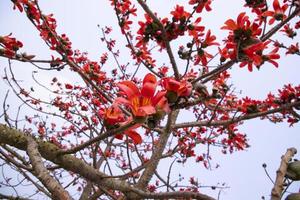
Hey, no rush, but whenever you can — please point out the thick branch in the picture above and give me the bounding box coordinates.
[26,136,72,200]
[271,147,297,200]
[0,124,133,193]
[0,122,216,200]
[136,190,216,200]
[173,101,300,129]
[0,193,32,200]
[286,193,300,200]
[136,110,179,189]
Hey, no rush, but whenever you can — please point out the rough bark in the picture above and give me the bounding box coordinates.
[271,147,297,200]
[136,110,179,190]
[26,136,72,200]
[0,123,216,200]
[0,124,133,192]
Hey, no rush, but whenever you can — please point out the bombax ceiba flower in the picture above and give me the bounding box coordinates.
[116,73,170,118]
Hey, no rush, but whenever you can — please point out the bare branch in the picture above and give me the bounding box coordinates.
[136,110,179,189]
[173,101,300,129]
[26,136,72,200]
[271,147,297,200]
[59,120,136,155]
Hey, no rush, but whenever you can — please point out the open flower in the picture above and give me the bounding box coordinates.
[171,5,190,21]
[116,73,169,117]
[263,0,288,25]
[162,78,192,103]
[162,78,192,97]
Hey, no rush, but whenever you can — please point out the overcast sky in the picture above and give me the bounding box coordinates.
[0,1,300,199]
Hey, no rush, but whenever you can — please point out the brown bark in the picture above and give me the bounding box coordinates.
[0,123,216,200]
[26,136,72,200]
[271,147,297,200]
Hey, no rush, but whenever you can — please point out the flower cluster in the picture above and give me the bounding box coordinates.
[0,34,23,58]
[110,0,137,34]
[102,73,171,144]
[220,12,280,71]
[13,0,73,56]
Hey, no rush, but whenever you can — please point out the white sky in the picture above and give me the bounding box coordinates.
[0,1,300,199]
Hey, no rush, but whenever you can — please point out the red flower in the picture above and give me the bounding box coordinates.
[202,30,219,47]
[171,5,190,21]
[103,105,125,125]
[162,78,192,97]
[82,62,106,83]
[115,125,143,145]
[280,24,297,38]
[103,106,142,144]
[286,43,299,55]
[0,34,23,57]
[116,73,169,117]
[194,49,213,66]
[263,47,280,68]
[221,12,250,32]
[239,41,280,71]
[188,17,205,40]
[189,0,212,13]
[263,0,288,25]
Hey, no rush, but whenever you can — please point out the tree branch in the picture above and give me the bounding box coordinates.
[0,124,132,193]
[173,101,300,129]
[136,0,180,79]
[58,120,136,155]
[136,110,179,189]
[134,190,216,200]
[271,147,297,200]
[26,136,72,200]
[0,122,216,200]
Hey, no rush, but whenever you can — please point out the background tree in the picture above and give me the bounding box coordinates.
[0,0,300,199]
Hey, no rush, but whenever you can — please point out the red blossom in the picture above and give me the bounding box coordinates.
[281,24,297,38]
[286,43,300,54]
[171,5,190,21]
[263,0,288,25]
[116,73,170,117]
[189,0,212,13]
[0,34,23,57]
[162,77,192,97]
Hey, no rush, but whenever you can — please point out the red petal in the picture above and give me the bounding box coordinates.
[117,81,140,98]
[273,0,280,10]
[178,81,192,97]
[126,130,142,144]
[268,60,279,68]
[237,12,246,27]
[115,97,131,106]
[152,91,166,105]
[221,19,237,30]
[137,105,156,116]
[162,78,180,91]
[141,82,156,98]
[143,73,157,85]
[115,134,123,140]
